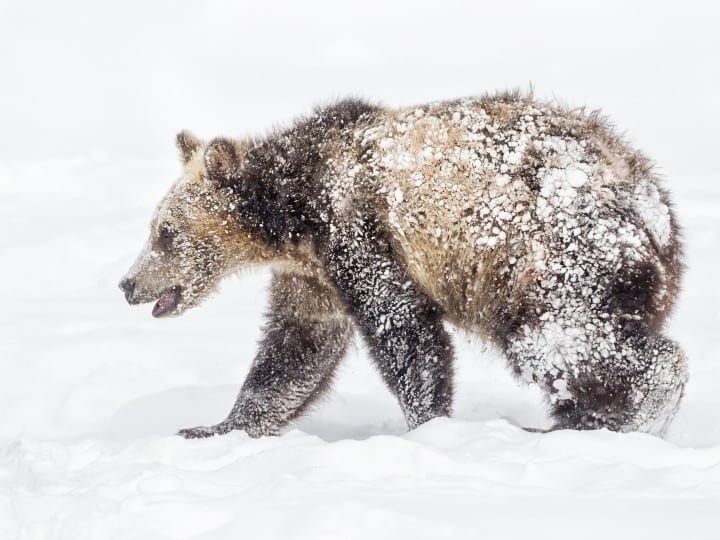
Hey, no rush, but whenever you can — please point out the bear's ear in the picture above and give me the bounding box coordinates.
[204,138,238,183]
[176,130,202,164]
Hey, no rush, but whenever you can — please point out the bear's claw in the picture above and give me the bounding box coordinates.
[177,422,236,439]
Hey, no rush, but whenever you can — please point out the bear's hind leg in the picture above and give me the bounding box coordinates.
[559,327,687,435]
[506,318,687,436]
[179,270,353,439]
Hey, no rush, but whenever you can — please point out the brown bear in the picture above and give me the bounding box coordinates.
[120,92,687,438]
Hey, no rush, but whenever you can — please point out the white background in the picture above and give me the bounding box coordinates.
[1,1,719,538]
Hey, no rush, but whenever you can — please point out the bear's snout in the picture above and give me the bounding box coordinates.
[119,277,136,303]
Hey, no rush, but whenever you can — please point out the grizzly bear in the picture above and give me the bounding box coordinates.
[120,92,687,438]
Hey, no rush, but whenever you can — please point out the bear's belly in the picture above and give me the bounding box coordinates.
[385,186,536,339]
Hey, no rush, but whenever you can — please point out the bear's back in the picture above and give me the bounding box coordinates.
[329,94,679,339]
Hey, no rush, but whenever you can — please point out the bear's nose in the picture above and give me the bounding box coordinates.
[119,277,136,302]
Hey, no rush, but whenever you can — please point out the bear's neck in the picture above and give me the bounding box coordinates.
[228,98,379,249]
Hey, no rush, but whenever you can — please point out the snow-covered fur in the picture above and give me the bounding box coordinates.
[120,92,687,437]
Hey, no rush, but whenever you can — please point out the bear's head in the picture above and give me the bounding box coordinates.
[119,131,273,317]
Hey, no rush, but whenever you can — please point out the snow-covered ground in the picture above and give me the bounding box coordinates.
[1,1,719,538]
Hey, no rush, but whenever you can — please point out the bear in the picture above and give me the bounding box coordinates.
[119,91,687,439]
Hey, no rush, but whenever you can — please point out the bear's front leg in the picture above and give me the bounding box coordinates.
[320,211,454,429]
[178,270,353,439]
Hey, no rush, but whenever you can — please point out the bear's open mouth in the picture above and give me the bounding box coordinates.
[152,287,181,318]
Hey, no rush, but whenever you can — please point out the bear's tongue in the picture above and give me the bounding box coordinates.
[152,290,179,318]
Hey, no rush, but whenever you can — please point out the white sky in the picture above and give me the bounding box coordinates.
[1,0,718,179]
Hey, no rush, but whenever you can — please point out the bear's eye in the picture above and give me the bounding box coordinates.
[158,223,178,250]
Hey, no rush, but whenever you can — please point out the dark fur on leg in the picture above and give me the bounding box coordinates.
[179,270,353,438]
[547,327,686,434]
[506,313,687,435]
[319,209,454,429]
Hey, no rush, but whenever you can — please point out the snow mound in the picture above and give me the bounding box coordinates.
[2,420,719,539]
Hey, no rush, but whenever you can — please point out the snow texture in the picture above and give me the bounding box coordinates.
[1,0,719,538]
